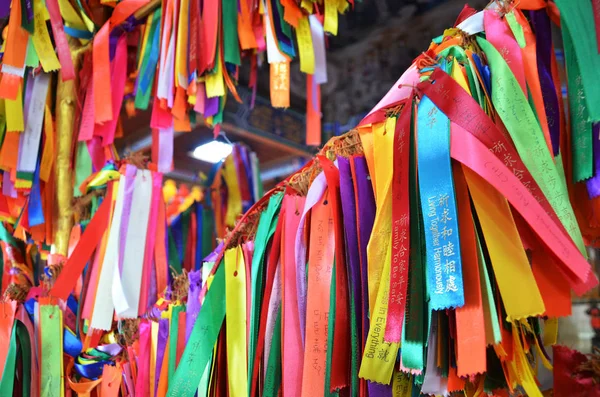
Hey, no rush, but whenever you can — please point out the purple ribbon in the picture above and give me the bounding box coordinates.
[338,157,363,349]
[203,241,224,264]
[351,156,382,396]
[368,383,393,397]
[185,270,202,342]
[530,9,561,156]
[0,0,10,18]
[155,319,169,395]
[587,123,600,198]
[353,156,376,346]
[25,0,33,24]
[109,15,139,60]
[205,96,219,117]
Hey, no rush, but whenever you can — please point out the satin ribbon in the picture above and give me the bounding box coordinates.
[452,164,486,376]
[39,305,64,396]
[294,173,326,343]
[0,322,18,396]
[281,195,305,397]
[554,0,600,122]
[348,155,376,396]
[477,36,586,256]
[113,169,153,318]
[387,101,412,342]
[563,21,594,183]
[248,192,283,395]
[417,69,594,293]
[401,112,426,372]
[366,120,394,315]
[300,192,335,396]
[338,157,361,395]
[50,184,113,301]
[90,177,123,330]
[529,9,561,156]
[318,156,350,390]
[225,246,248,397]
[167,263,226,397]
[587,124,600,198]
[449,123,597,294]
[250,207,285,396]
[417,93,464,309]
[135,321,152,397]
[463,160,545,320]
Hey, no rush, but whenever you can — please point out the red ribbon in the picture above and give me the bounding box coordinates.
[50,183,113,301]
[386,100,412,342]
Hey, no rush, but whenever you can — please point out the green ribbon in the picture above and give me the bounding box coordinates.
[74,142,93,197]
[263,307,282,397]
[247,192,283,393]
[167,263,226,397]
[168,305,185,379]
[505,12,525,48]
[0,323,17,396]
[562,22,593,182]
[484,346,507,392]
[324,261,338,397]
[475,229,501,345]
[348,262,359,397]
[21,0,33,33]
[476,36,586,256]
[16,322,31,397]
[554,0,600,121]
[135,9,162,110]
[197,352,212,397]
[40,305,62,397]
[201,206,215,259]
[222,0,241,65]
[25,38,39,68]
[401,105,426,370]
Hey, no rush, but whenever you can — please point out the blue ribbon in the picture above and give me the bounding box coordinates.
[416,93,465,310]
[64,328,83,358]
[28,161,44,227]
[74,360,113,380]
[471,53,491,96]
[138,10,162,95]
[63,26,93,40]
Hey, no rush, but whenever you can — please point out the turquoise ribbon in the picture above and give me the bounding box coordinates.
[416,92,464,310]
[64,26,93,40]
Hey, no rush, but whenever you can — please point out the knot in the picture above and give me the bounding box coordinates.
[415,50,438,70]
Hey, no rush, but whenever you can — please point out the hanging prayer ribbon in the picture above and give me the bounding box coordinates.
[225,246,248,397]
[301,192,334,396]
[417,94,464,310]
[386,100,412,342]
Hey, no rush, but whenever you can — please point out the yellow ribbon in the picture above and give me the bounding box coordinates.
[464,168,545,321]
[225,246,248,397]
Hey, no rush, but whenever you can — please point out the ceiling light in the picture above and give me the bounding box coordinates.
[190,140,233,163]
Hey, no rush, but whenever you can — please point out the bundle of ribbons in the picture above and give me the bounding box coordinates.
[0,0,336,267]
[160,1,600,396]
[0,0,342,208]
[4,0,600,396]
[0,143,261,395]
